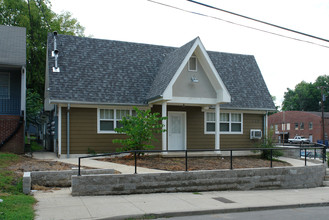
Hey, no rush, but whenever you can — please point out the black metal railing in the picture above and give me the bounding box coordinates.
[77,144,326,176]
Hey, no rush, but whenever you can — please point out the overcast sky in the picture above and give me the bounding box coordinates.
[51,0,329,108]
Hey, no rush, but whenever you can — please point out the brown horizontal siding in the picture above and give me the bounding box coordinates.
[60,106,264,154]
[61,108,126,154]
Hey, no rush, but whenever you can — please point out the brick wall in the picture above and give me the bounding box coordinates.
[0,115,24,154]
[268,111,329,142]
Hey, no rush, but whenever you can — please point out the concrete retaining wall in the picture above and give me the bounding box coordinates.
[71,165,326,196]
[23,169,115,194]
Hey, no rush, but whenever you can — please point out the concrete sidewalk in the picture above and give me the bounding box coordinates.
[32,151,319,174]
[32,152,328,219]
[34,187,329,220]
[32,152,169,174]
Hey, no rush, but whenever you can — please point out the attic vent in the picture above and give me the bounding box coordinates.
[52,31,60,72]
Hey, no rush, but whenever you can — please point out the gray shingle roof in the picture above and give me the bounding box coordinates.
[0,25,26,66]
[47,34,275,110]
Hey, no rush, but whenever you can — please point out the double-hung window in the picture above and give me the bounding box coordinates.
[0,72,10,99]
[205,112,243,134]
[98,108,135,133]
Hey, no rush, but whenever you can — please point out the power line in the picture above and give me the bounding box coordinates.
[187,0,329,43]
[148,0,329,49]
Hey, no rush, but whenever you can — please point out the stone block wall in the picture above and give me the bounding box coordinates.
[23,169,116,194]
[71,165,326,196]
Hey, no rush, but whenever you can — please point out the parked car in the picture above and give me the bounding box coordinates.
[288,136,310,144]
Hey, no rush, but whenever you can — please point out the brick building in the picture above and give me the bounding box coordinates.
[0,25,26,154]
[268,111,329,143]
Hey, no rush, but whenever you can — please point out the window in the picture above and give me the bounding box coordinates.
[205,112,243,134]
[295,123,298,130]
[300,122,304,130]
[286,123,290,131]
[98,108,135,133]
[275,124,278,131]
[282,123,285,131]
[309,122,313,130]
[188,56,197,71]
[0,72,10,99]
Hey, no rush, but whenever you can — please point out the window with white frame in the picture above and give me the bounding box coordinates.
[205,112,243,134]
[0,72,10,99]
[98,108,135,133]
[309,122,313,130]
[188,56,197,71]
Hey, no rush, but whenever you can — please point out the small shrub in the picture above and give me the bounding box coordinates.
[87,148,96,155]
[257,130,283,160]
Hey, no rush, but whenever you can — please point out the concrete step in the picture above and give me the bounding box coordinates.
[323,181,329,187]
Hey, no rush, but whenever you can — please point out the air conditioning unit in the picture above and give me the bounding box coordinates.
[250,129,262,139]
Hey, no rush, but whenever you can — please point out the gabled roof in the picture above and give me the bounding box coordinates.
[46,34,275,110]
[147,38,197,100]
[0,25,26,67]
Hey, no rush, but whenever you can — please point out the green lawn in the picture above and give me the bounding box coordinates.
[0,153,36,220]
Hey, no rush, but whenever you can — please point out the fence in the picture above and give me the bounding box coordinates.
[77,144,326,176]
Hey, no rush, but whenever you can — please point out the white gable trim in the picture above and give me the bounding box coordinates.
[162,38,231,104]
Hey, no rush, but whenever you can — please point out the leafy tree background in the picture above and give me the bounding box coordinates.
[282,75,329,112]
[0,0,85,125]
[0,0,85,97]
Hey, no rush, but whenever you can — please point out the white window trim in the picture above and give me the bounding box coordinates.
[97,108,135,134]
[204,111,243,134]
[188,56,197,72]
[0,72,10,99]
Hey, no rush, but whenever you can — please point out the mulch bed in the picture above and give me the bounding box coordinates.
[99,155,291,171]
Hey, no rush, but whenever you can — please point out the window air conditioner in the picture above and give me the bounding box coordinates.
[250,129,262,139]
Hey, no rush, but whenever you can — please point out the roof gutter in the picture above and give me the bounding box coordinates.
[49,99,149,107]
[220,106,277,112]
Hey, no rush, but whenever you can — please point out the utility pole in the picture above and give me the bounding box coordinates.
[320,87,325,143]
[319,86,326,160]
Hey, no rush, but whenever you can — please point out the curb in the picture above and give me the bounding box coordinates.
[100,202,329,220]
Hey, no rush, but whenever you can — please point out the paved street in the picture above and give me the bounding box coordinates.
[158,206,329,220]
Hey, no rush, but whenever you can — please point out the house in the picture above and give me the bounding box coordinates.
[44,33,275,158]
[268,111,329,143]
[0,25,26,154]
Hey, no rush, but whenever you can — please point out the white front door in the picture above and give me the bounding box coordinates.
[168,112,186,150]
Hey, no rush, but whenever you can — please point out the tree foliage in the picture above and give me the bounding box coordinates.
[26,88,43,126]
[0,0,85,97]
[282,75,329,112]
[113,107,167,155]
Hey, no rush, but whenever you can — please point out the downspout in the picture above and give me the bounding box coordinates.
[67,103,70,158]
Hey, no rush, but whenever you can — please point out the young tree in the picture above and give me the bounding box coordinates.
[113,107,167,155]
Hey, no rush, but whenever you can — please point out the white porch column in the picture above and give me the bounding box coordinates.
[162,101,167,151]
[215,103,220,151]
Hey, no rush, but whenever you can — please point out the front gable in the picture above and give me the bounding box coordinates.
[161,38,231,105]
[172,54,217,99]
